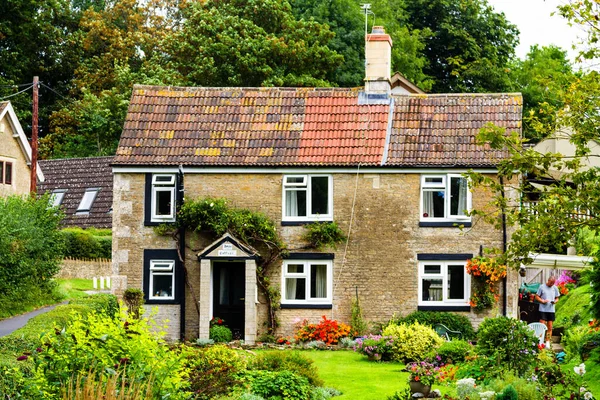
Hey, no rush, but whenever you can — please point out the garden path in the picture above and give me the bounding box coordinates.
[0,301,68,337]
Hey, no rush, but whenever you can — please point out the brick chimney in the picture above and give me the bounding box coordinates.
[365,26,392,93]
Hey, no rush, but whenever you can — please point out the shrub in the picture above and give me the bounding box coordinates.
[382,321,444,362]
[185,344,247,399]
[210,325,233,343]
[60,227,112,259]
[431,339,473,364]
[339,337,356,348]
[390,311,475,340]
[60,369,153,400]
[69,293,119,317]
[295,316,351,345]
[246,370,311,400]
[249,351,323,386]
[476,316,539,377]
[350,297,368,337]
[302,222,346,250]
[495,385,518,400]
[23,308,188,399]
[310,387,342,400]
[123,288,144,319]
[562,325,589,362]
[486,372,540,400]
[0,195,64,318]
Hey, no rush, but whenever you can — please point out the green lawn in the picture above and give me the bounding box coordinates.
[55,278,94,300]
[303,351,411,399]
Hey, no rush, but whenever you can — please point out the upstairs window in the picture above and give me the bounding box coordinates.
[151,174,176,222]
[50,189,67,207]
[77,188,99,213]
[283,175,332,222]
[0,161,13,185]
[420,174,470,223]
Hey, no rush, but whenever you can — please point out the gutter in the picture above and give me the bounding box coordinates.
[500,177,507,316]
[178,166,186,340]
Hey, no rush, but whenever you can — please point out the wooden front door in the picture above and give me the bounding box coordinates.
[213,261,245,339]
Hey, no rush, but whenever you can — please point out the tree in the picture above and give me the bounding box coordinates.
[509,45,575,141]
[158,0,343,87]
[403,0,519,93]
[0,195,64,317]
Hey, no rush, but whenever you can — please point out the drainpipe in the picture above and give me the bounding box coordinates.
[178,165,186,340]
[500,177,507,316]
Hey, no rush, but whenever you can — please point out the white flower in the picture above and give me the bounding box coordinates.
[480,391,495,400]
[581,387,587,393]
[209,202,214,207]
[574,363,586,376]
[584,392,593,400]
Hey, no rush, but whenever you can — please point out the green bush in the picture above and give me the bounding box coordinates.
[185,344,247,399]
[486,371,543,400]
[123,288,145,319]
[495,385,518,400]
[22,308,188,399]
[389,311,476,340]
[210,324,233,343]
[431,339,473,364]
[0,195,65,318]
[69,293,119,317]
[302,221,347,250]
[250,351,323,386]
[382,321,444,362]
[246,370,311,400]
[60,227,112,259]
[476,316,539,377]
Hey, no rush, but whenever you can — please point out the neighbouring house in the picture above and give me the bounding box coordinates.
[0,101,44,196]
[37,156,114,229]
[111,27,523,342]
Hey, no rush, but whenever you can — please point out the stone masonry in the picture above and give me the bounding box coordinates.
[112,171,514,340]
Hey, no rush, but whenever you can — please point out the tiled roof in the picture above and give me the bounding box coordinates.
[387,94,522,167]
[38,157,113,228]
[115,86,389,166]
[114,85,522,168]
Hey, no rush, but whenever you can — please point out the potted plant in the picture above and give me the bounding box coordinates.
[406,360,440,396]
[353,334,394,361]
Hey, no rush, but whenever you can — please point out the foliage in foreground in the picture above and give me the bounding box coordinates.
[389,311,476,340]
[382,321,444,362]
[0,195,65,318]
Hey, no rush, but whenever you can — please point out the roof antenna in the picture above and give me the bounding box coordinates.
[361,4,374,71]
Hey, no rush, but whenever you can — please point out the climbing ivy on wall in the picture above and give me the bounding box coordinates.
[156,197,347,334]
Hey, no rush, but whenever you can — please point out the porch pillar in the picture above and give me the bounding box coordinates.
[245,259,257,345]
[199,258,211,340]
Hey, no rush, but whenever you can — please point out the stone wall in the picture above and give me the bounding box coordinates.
[113,171,513,340]
[58,258,112,279]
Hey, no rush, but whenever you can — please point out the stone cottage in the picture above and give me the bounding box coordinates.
[0,101,44,197]
[111,27,523,342]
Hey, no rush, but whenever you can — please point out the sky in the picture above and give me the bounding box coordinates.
[487,0,585,62]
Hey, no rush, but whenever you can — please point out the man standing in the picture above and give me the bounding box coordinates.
[535,275,560,347]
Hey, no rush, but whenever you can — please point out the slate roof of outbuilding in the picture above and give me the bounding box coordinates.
[38,156,113,228]
[114,85,522,168]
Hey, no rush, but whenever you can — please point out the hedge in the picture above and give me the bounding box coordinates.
[60,227,112,259]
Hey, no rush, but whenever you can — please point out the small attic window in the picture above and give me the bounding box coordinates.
[77,188,99,213]
[50,189,67,208]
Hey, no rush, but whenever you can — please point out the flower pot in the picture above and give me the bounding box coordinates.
[409,381,431,397]
[368,353,382,361]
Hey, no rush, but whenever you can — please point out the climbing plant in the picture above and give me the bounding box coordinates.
[302,221,347,250]
[157,198,285,333]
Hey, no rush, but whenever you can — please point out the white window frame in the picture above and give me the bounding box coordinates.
[151,174,176,222]
[281,259,333,305]
[149,260,175,300]
[49,189,67,208]
[420,174,471,222]
[282,174,333,222]
[76,188,99,213]
[418,261,470,306]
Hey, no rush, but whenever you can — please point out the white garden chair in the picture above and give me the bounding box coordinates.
[528,322,547,345]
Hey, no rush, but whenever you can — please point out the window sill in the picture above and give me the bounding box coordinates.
[280,304,332,309]
[145,298,181,305]
[418,305,471,312]
[281,220,332,226]
[144,220,176,227]
[419,221,472,228]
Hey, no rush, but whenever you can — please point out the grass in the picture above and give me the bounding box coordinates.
[56,278,94,300]
[303,350,421,400]
[555,285,593,331]
[0,279,92,320]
